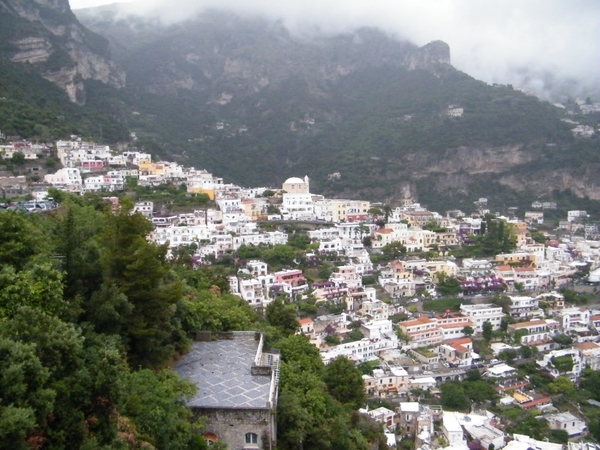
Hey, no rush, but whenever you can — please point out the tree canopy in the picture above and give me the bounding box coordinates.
[0,196,385,449]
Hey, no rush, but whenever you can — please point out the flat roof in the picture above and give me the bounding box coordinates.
[399,402,420,412]
[486,363,516,376]
[174,333,273,409]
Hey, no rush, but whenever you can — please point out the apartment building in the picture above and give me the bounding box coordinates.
[459,304,504,332]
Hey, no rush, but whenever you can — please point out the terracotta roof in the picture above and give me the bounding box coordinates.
[521,397,551,408]
[400,317,432,327]
[438,322,474,329]
[510,319,547,329]
[298,318,314,325]
[496,265,512,271]
[575,341,600,351]
[377,228,394,234]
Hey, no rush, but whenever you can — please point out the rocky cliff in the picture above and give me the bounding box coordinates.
[79,9,449,100]
[0,0,124,103]
[72,7,598,211]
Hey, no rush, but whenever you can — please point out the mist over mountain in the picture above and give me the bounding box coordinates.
[1,0,598,214]
[71,5,599,211]
[72,0,600,103]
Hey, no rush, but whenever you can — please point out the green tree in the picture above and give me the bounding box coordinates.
[580,368,600,401]
[552,333,573,348]
[513,328,528,345]
[0,262,69,320]
[508,411,550,440]
[0,210,47,271]
[465,369,481,382]
[462,325,474,337]
[121,369,200,450]
[324,334,341,345]
[180,288,256,334]
[99,209,188,367]
[519,345,533,358]
[493,295,512,315]
[381,241,407,260]
[551,355,574,374]
[263,244,296,267]
[482,321,493,342]
[322,356,366,410]
[279,335,324,375]
[436,273,463,296]
[440,382,470,411]
[549,429,569,444]
[0,337,55,449]
[266,298,299,337]
[548,376,575,395]
[464,380,497,404]
[498,349,518,362]
[0,307,130,448]
[11,151,25,165]
[51,201,106,303]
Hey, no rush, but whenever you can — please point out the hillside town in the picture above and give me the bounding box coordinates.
[2,136,600,450]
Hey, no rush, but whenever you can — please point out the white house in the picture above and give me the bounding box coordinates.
[537,348,582,381]
[459,304,504,332]
[544,412,587,436]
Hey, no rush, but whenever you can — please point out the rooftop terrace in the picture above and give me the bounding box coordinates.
[174,332,276,410]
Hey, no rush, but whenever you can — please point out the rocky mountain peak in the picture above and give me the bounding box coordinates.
[0,0,125,103]
[406,40,451,72]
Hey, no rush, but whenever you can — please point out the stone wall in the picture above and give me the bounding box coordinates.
[193,407,276,450]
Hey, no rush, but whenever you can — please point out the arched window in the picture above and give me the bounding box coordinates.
[203,432,218,446]
[245,432,258,444]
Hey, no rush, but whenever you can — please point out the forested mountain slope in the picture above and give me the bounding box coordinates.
[77,6,599,209]
[1,0,597,211]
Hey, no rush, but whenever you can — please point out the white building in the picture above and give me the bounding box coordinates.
[508,295,543,319]
[568,210,588,222]
[537,348,582,381]
[320,335,398,364]
[556,307,590,331]
[544,412,587,436]
[44,168,82,192]
[133,201,154,218]
[232,231,288,250]
[459,304,504,332]
[442,411,466,447]
[281,176,315,221]
[360,320,394,340]
[575,342,600,371]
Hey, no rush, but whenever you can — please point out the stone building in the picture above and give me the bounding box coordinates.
[174,332,279,449]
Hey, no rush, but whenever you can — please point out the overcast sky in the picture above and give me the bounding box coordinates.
[69,0,600,100]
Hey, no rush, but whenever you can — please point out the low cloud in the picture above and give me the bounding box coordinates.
[72,0,600,101]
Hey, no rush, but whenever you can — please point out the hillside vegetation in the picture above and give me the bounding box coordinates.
[0,197,384,449]
[1,4,598,212]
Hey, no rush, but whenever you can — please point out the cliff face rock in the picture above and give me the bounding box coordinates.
[415,145,536,174]
[405,40,451,72]
[9,37,53,63]
[79,9,452,99]
[499,169,600,200]
[0,0,124,103]
[73,7,597,208]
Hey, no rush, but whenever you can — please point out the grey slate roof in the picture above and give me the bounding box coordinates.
[174,335,272,409]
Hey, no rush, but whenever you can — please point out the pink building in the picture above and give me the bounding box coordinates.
[273,269,308,296]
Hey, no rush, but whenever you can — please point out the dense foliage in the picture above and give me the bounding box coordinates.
[3,7,599,214]
[0,200,228,448]
[0,195,384,448]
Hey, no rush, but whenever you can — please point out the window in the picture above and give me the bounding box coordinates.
[245,432,258,444]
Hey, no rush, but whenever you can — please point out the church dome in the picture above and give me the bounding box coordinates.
[284,177,305,184]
